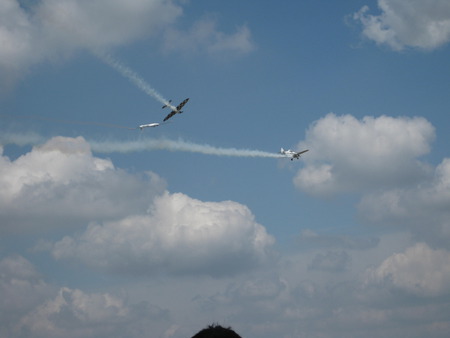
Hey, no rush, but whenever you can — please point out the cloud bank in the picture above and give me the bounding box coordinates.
[1,136,275,277]
[294,113,450,252]
[366,242,450,297]
[0,255,53,334]
[1,122,449,337]
[354,0,450,50]
[293,113,434,196]
[0,255,166,338]
[359,157,450,246]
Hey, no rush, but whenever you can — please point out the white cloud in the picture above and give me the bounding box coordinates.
[0,255,54,337]
[0,255,171,338]
[354,0,450,50]
[0,0,35,75]
[366,243,450,297]
[36,0,181,51]
[359,157,450,245]
[2,239,450,338]
[16,285,170,338]
[1,134,275,277]
[0,136,166,233]
[162,16,255,56]
[0,0,255,88]
[52,191,275,277]
[0,0,182,88]
[18,287,126,337]
[189,233,450,338]
[294,113,434,196]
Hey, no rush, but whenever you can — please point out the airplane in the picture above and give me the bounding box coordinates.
[280,148,309,160]
[162,98,189,122]
[139,122,160,130]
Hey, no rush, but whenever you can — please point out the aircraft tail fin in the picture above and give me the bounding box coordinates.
[162,100,172,109]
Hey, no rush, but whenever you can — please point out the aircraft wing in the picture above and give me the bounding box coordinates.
[296,150,309,156]
[163,110,177,122]
[176,98,189,111]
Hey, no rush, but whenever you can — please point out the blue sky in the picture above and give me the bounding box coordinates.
[1,0,450,337]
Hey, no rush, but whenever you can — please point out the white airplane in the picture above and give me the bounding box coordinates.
[139,122,160,130]
[162,98,189,122]
[280,148,309,160]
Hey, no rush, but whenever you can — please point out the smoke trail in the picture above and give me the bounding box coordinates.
[0,132,45,147]
[89,138,283,158]
[0,132,282,158]
[97,53,176,110]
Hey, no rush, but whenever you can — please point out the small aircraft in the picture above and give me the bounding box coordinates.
[162,98,190,122]
[280,148,309,160]
[139,122,160,130]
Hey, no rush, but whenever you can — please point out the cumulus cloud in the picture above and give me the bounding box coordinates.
[0,136,166,233]
[359,157,450,245]
[366,243,450,297]
[16,286,170,338]
[190,236,450,338]
[51,191,275,277]
[18,287,128,336]
[0,255,54,337]
[162,16,255,56]
[1,134,274,278]
[36,0,181,50]
[354,0,450,50]
[0,255,171,338]
[294,113,435,196]
[0,0,255,88]
[0,0,182,88]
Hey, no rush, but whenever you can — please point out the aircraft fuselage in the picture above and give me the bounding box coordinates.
[280,148,309,160]
[139,123,160,130]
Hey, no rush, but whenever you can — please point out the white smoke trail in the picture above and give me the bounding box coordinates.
[0,133,282,158]
[97,53,176,110]
[0,132,45,148]
[89,138,283,158]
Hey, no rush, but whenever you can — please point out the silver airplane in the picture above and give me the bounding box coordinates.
[280,148,309,160]
[139,122,160,130]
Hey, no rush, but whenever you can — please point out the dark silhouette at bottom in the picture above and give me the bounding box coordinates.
[191,324,242,338]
